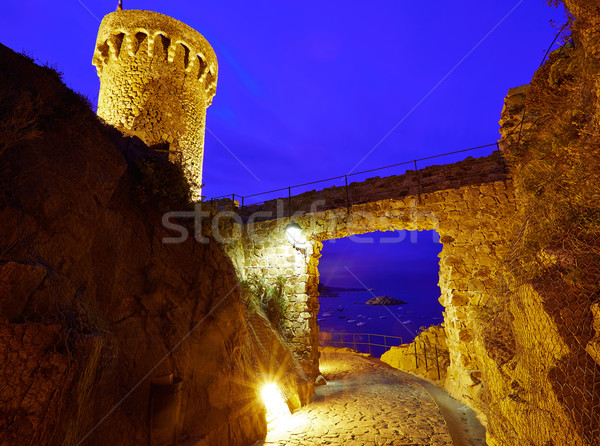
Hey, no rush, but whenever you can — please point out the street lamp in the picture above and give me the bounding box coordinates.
[285,222,306,250]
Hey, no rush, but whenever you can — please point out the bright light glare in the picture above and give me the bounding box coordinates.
[285,223,306,249]
[261,383,291,425]
[286,225,301,240]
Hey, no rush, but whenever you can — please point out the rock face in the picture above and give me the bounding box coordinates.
[471,3,600,443]
[0,319,74,445]
[0,44,310,446]
[365,296,406,305]
[381,325,449,383]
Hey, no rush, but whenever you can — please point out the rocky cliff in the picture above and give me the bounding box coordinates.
[380,2,600,444]
[476,2,600,444]
[0,44,310,446]
[381,325,449,383]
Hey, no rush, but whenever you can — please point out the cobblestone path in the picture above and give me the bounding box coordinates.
[257,350,454,446]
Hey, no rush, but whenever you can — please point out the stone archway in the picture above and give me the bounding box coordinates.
[229,175,516,405]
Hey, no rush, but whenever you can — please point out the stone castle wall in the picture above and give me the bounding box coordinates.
[219,154,517,393]
[93,10,217,200]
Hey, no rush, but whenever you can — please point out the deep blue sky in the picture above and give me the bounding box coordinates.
[319,231,442,291]
[0,1,566,293]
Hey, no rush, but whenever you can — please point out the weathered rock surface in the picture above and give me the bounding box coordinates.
[365,295,406,305]
[0,44,309,446]
[381,324,449,383]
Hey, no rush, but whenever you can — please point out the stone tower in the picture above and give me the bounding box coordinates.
[92,10,218,200]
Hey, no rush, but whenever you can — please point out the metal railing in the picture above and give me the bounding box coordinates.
[320,331,449,380]
[409,338,448,381]
[208,142,502,217]
[318,331,404,357]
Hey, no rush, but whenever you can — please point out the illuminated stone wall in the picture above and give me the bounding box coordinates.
[93,10,217,200]
[223,77,599,445]
[222,153,517,395]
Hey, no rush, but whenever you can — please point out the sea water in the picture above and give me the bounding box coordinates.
[317,288,444,357]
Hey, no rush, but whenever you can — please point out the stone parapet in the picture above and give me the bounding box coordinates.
[239,150,508,219]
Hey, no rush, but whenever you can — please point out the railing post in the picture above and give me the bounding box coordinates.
[288,187,292,218]
[435,344,441,380]
[414,342,418,370]
[241,196,244,222]
[368,334,372,356]
[345,175,350,212]
[384,335,387,350]
[423,343,428,371]
[353,333,356,351]
[413,159,422,199]
[498,142,508,175]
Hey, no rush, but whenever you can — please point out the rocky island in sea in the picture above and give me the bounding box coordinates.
[366,296,407,305]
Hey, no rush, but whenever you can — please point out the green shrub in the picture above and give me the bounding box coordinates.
[240,276,288,334]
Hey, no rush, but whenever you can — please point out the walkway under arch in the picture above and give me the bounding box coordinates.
[255,350,485,446]
[220,151,516,407]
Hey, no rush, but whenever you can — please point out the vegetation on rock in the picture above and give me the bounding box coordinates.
[484,1,600,443]
[240,275,288,335]
[118,138,193,213]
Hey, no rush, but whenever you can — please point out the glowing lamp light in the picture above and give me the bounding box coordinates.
[285,222,306,250]
[261,383,291,425]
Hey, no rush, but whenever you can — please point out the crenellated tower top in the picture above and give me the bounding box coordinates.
[92,10,218,200]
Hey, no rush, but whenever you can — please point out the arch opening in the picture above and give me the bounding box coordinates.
[316,229,443,358]
[134,31,148,54]
[179,43,190,68]
[111,32,125,57]
[155,33,171,59]
[196,55,207,79]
